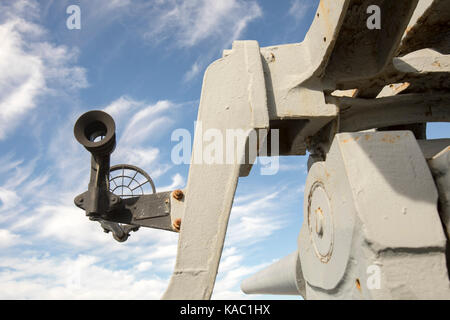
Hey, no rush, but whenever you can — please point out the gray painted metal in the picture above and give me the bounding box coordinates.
[72,0,450,299]
[241,251,305,297]
[244,133,450,299]
[300,131,449,299]
[163,40,270,299]
[428,146,450,239]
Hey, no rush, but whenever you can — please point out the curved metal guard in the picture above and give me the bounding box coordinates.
[100,164,157,242]
[109,164,156,198]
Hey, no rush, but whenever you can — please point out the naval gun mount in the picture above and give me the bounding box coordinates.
[73,0,450,300]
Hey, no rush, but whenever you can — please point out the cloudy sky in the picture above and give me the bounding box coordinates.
[0,0,448,300]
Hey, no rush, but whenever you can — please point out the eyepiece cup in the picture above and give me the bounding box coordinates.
[74,110,116,156]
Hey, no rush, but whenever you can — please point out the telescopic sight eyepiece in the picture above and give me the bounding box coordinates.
[74,110,116,156]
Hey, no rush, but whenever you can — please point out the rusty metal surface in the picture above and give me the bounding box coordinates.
[398,0,450,56]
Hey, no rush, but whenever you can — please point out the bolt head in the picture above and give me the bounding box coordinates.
[172,218,181,232]
[172,189,184,200]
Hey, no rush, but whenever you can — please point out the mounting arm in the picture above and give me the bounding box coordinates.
[73,110,180,242]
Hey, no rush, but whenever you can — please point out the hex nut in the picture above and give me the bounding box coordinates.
[173,189,184,200]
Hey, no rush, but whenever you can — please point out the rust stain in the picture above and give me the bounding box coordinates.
[381,133,399,144]
[356,279,361,291]
[173,189,184,200]
[172,218,181,232]
[318,0,333,40]
[432,61,441,67]
[395,82,410,93]
[365,134,371,141]
[343,136,360,144]
[265,52,275,63]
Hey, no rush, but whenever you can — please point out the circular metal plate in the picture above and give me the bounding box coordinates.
[298,159,355,290]
[307,181,334,263]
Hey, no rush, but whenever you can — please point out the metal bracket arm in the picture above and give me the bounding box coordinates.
[74,191,174,232]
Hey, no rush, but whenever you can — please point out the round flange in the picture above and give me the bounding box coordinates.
[298,160,355,291]
[307,181,334,263]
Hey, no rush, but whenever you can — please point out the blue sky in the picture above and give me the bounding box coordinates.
[0,0,448,299]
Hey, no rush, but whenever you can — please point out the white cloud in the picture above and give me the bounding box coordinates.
[213,264,269,299]
[8,204,108,247]
[0,3,87,140]
[104,98,174,146]
[4,156,37,190]
[101,97,177,176]
[146,0,262,48]
[145,0,262,82]
[135,261,153,272]
[288,0,314,22]
[122,115,173,146]
[0,254,168,299]
[103,95,142,118]
[0,154,24,175]
[183,62,201,82]
[208,186,292,299]
[114,147,161,170]
[278,162,306,172]
[0,187,20,212]
[105,0,132,10]
[0,229,21,248]
[0,20,45,140]
[157,173,185,192]
[213,248,271,299]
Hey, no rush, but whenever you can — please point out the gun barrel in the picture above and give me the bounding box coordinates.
[240,251,305,296]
